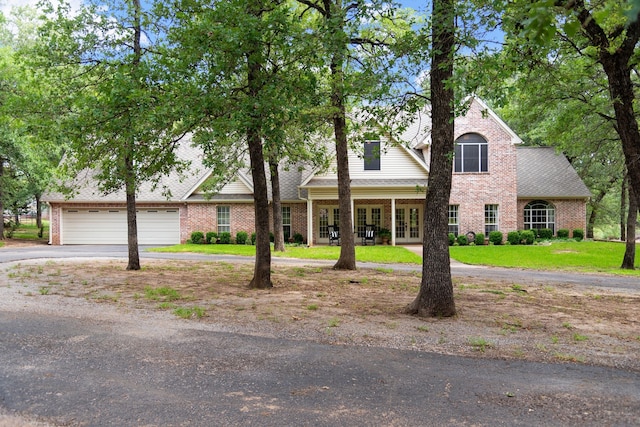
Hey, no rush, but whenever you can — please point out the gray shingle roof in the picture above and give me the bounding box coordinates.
[43,134,209,203]
[517,147,591,198]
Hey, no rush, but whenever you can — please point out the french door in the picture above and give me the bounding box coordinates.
[395,206,421,243]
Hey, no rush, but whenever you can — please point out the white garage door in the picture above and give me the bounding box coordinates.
[61,208,180,245]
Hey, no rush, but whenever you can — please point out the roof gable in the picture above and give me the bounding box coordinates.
[517,147,591,198]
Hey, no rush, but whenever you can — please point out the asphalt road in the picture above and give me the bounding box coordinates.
[0,245,639,426]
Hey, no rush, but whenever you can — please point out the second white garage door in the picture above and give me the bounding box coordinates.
[61,208,180,245]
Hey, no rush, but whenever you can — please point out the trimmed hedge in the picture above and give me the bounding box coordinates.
[474,233,485,246]
[293,233,304,244]
[457,235,468,246]
[219,232,232,244]
[488,231,503,245]
[520,230,535,245]
[507,231,521,245]
[205,231,217,244]
[557,228,570,238]
[538,228,553,240]
[190,231,204,244]
[448,233,456,246]
[573,229,584,241]
[236,231,248,245]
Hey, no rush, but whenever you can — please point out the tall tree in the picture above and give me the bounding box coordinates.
[163,0,320,288]
[31,0,187,269]
[405,0,456,317]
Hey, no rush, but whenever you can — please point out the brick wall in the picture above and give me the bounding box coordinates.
[450,100,519,235]
[517,198,587,234]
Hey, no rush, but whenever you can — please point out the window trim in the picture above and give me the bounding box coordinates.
[524,200,556,234]
[448,205,459,236]
[364,139,381,171]
[484,204,499,235]
[217,206,230,234]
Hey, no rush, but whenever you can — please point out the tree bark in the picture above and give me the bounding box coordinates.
[330,34,356,270]
[405,0,456,317]
[125,154,141,271]
[270,156,285,252]
[246,6,273,289]
[621,184,637,269]
[35,193,42,230]
[0,159,4,240]
[620,175,627,241]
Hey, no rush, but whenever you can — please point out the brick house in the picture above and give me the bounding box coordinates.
[45,98,590,245]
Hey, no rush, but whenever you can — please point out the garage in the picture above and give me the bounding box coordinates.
[61,208,180,245]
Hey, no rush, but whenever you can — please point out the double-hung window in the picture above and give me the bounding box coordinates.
[217,206,230,234]
[282,206,291,241]
[484,204,499,235]
[448,205,459,236]
[454,133,488,173]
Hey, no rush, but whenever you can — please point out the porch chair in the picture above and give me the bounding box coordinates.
[362,224,376,246]
[328,225,340,246]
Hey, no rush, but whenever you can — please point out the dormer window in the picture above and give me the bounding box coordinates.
[364,135,381,171]
[454,133,488,173]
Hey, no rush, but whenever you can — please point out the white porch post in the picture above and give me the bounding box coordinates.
[307,198,313,247]
[391,198,396,246]
[350,198,355,234]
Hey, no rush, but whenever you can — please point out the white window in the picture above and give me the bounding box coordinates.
[319,207,339,239]
[282,206,291,241]
[484,204,499,235]
[524,200,555,234]
[455,133,488,173]
[217,206,230,233]
[448,205,459,236]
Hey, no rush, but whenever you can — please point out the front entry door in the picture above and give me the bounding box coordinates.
[395,206,421,243]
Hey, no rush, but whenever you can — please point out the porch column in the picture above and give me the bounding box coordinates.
[391,198,396,246]
[307,198,313,247]
[350,198,355,234]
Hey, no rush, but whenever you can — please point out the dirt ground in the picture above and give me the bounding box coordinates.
[2,239,639,372]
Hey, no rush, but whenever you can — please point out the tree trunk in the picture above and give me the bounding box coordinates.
[330,48,356,270]
[405,0,456,317]
[620,174,627,241]
[125,155,141,271]
[246,13,273,289]
[0,159,4,240]
[35,193,42,230]
[621,185,637,269]
[270,156,285,252]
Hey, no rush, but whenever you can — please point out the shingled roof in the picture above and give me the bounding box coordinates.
[516,147,591,199]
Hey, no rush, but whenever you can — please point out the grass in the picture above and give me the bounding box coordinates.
[150,243,422,264]
[450,241,640,275]
[4,221,49,240]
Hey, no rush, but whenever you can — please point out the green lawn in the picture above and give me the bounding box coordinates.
[2,221,49,242]
[153,240,640,275]
[449,241,640,275]
[150,243,422,264]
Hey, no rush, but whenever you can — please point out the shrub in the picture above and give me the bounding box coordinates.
[488,231,503,245]
[474,233,485,246]
[190,231,204,244]
[219,232,232,244]
[538,228,553,240]
[456,234,468,246]
[448,233,456,246]
[236,231,248,245]
[557,229,570,239]
[251,232,257,245]
[293,232,304,244]
[572,229,584,241]
[520,230,535,245]
[507,231,521,245]
[205,231,217,244]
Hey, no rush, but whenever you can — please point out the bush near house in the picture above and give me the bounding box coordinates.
[206,231,217,244]
[520,230,536,245]
[507,231,521,245]
[293,233,304,244]
[236,231,248,245]
[489,231,503,245]
[573,229,584,241]
[474,233,485,246]
[557,229,570,239]
[190,231,204,244]
[538,228,554,240]
[457,234,468,246]
[448,233,456,246]
[251,232,256,245]
[219,232,232,244]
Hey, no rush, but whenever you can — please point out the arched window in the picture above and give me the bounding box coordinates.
[524,200,555,234]
[454,133,488,173]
